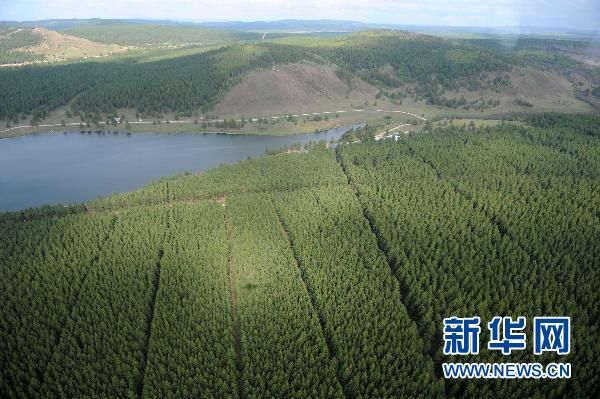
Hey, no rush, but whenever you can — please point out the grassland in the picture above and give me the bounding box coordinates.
[63,22,264,46]
[0,22,283,67]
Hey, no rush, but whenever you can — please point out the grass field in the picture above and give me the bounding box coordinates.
[63,22,264,45]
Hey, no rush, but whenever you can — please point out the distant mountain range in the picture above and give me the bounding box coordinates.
[194,19,598,37]
[0,18,597,40]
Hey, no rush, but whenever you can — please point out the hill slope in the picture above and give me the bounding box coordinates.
[214,61,378,116]
[0,31,510,119]
[26,27,126,62]
[0,28,597,131]
[63,22,263,46]
[0,27,126,65]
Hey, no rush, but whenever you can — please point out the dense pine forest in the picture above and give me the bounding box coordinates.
[0,30,514,122]
[0,42,310,121]
[310,31,506,89]
[1,114,598,398]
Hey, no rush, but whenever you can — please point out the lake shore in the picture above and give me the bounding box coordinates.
[0,125,358,211]
[0,107,428,139]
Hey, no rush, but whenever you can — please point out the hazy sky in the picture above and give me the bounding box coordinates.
[1,0,599,30]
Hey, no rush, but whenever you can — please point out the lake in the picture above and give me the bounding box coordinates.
[0,126,356,211]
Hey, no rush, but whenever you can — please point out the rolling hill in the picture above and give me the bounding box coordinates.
[0,23,598,136]
[0,27,127,65]
[62,21,263,46]
[213,61,378,116]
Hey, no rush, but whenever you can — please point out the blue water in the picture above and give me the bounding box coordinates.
[0,126,356,211]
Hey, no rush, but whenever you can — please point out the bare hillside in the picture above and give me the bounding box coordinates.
[445,67,591,113]
[28,27,127,61]
[214,62,378,116]
[0,27,128,66]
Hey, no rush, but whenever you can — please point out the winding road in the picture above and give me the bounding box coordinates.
[0,108,427,136]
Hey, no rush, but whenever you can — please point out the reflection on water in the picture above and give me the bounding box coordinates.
[0,126,358,211]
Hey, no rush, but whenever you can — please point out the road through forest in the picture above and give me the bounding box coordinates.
[0,108,427,136]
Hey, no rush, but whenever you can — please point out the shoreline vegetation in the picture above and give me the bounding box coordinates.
[0,113,573,216]
[1,108,428,139]
[3,109,593,140]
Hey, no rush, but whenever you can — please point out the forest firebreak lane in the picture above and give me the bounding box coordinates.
[0,108,427,135]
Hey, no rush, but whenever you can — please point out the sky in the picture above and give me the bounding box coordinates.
[1,0,599,30]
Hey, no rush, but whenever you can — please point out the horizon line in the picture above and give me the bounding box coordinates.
[0,17,597,33]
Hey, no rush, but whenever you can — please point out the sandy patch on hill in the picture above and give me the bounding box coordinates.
[503,68,574,98]
[213,62,378,116]
[26,27,127,62]
[443,67,590,112]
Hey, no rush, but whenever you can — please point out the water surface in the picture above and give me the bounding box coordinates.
[0,126,355,211]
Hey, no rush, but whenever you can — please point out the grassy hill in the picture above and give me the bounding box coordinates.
[0,27,129,65]
[0,22,267,66]
[0,28,44,64]
[274,30,507,88]
[213,61,378,116]
[63,21,263,46]
[0,27,598,135]
[1,114,598,398]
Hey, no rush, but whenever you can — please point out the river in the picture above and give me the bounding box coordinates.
[0,126,356,211]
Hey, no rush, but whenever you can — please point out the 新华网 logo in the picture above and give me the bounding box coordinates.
[442,316,571,379]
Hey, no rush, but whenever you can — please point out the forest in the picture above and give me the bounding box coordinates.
[62,22,263,46]
[0,28,44,64]
[0,30,510,122]
[312,32,507,89]
[2,27,598,127]
[1,114,598,398]
[0,42,309,122]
